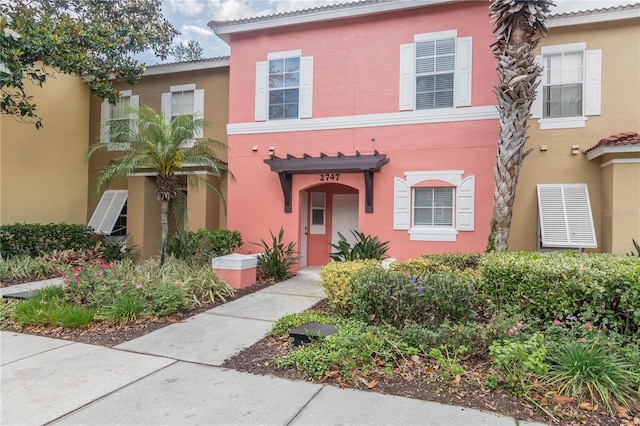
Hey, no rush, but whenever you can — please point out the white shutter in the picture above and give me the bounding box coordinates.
[129,95,139,135]
[100,100,110,143]
[193,89,205,139]
[585,49,601,116]
[88,190,128,235]
[299,56,313,118]
[537,184,597,248]
[161,92,171,123]
[393,178,410,230]
[454,36,472,107]
[399,43,415,111]
[255,61,268,121]
[530,55,543,119]
[456,175,475,231]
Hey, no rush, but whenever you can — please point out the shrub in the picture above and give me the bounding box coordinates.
[479,252,640,337]
[545,341,640,414]
[0,255,56,282]
[0,223,94,258]
[180,267,235,305]
[319,259,380,311]
[392,252,481,276]
[168,229,242,266]
[254,227,298,282]
[329,231,389,262]
[11,286,95,328]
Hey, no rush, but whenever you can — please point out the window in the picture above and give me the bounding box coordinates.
[255,50,313,121]
[161,84,204,147]
[394,171,474,241]
[310,192,326,234]
[537,184,597,248]
[100,90,139,150]
[400,30,472,111]
[532,43,601,129]
[88,190,128,235]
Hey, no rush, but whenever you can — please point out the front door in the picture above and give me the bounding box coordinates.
[331,194,359,247]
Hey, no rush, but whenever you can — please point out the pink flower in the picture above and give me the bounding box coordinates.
[508,329,515,336]
[175,282,182,287]
[99,263,110,269]
[73,269,80,276]
[74,277,81,283]
[136,283,143,289]
[553,320,561,326]
[516,323,523,329]
[96,272,103,278]
[585,322,592,329]
[121,282,127,287]
[580,338,586,343]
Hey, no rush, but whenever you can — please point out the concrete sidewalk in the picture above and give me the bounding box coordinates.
[1,269,546,426]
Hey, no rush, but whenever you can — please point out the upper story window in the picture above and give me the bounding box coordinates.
[255,50,313,121]
[394,171,475,242]
[400,30,472,111]
[161,84,205,147]
[532,43,601,130]
[100,90,139,150]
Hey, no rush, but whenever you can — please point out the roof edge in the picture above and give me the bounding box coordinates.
[143,56,230,76]
[548,3,640,28]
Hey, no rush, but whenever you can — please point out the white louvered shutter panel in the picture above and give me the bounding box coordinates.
[161,92,172,123]
[456,176,475,231]
[393,178,411,230]
[454,36,472,107]
[537,184,596,248]
[585,49,601,116]
[100,100,110,143]
[193,89,205,139]
[399,43,415,111]
[299,56,314,118]
[255,61,268,121]
[530,55,542,119]
[88,190,128,234]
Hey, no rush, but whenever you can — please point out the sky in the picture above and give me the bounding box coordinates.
[141,0,637,65]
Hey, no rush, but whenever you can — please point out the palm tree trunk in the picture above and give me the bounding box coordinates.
[160,199,169,266]
[486,0,552,252]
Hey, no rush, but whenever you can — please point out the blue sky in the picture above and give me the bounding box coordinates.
[140,0,636,65]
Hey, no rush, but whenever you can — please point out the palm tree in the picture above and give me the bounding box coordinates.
[486,0,552,252]
[88,105,229,265]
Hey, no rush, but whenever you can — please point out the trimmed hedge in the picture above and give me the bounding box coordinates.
[167,229,243,266]
[391,252,481,276]
[0,223,94,258]
[479,252,640,337]
[319,259,380,311]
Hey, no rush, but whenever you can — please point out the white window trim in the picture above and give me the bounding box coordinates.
[255,50,313,121]
[394,171,475,241]
[161,83,204,148]
[399,29,472,112]
[88,190,128,235]
[100,90,138,151]
[309,192,326,234]
[532,42,601,129]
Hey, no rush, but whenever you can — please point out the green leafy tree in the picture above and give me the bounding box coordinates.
[0,0,177,128]
[87,105,230,265]
[486,0,552,252]
[171,40,205,62]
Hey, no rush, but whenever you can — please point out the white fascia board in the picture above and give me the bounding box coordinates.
[211,0,454,36]
[548,7,640,28]
[585,145,640,161]
[227,105,499,135]
[143,59,230,76]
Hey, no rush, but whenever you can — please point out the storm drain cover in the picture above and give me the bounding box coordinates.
[290,322,337,346]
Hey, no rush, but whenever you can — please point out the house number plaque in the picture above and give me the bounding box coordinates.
[319,173,340,181]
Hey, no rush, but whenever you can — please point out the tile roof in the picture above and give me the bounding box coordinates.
[549,2,640,18]
[584,132,640,154]
[145,56,230,69]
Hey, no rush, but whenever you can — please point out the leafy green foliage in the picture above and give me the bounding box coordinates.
[0,223,94,258]
[99,236,137,263]
[170,40,204,62]
[545,341,640,414]
[479,252,640,336]
[0,255,55,281]
[11,286,96,328]
[179,266,235,305]
[629,239,640,257]
[0,0,177,128]
[329,230,389,262]
[428,345,470,378]
[392,253,481,275]
[253,227,298,282]
[168,229,243,266]
[319,260,380,312]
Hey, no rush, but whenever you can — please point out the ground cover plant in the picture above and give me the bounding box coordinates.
[226,251,640,425]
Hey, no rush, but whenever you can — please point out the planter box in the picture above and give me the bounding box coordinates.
[212,253,257,289]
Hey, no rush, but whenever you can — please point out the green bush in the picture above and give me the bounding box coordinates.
[0,255,56,281]
[479,252,640,337]
[392,252,481,275]
[168,229,243,266]
[329,231,389,262]
[254,227,298,282]
[319,259,380,311]
[0,223,94,258]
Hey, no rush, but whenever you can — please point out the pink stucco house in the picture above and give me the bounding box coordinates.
[209,0,500,266]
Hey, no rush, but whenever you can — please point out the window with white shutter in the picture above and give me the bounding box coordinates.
[161,83,204,147]
[537,183,597,248]
[88,190,128,235]
[399,30,472,111]
[100,90,139,150]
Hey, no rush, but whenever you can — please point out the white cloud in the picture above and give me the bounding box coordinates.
[165,0,207,16]
[181,24,215,37]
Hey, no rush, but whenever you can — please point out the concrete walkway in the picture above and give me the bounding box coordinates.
[1,269,546,426]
